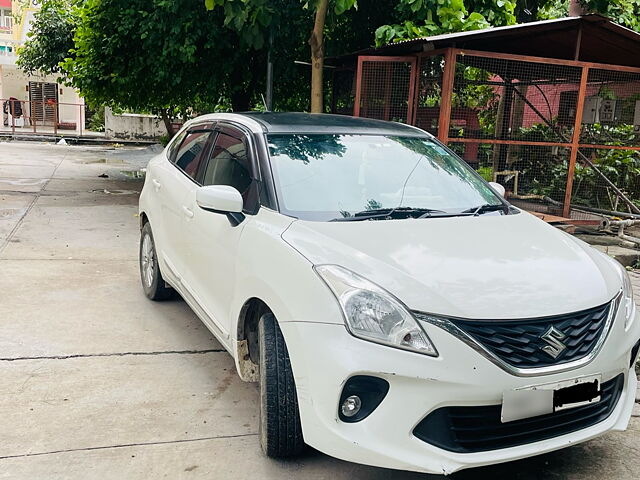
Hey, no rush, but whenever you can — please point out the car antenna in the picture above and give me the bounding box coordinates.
[261,94,270,112]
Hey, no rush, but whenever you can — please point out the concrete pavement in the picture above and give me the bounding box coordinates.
[0,140,638,479]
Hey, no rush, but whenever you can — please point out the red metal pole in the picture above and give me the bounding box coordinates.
[563,65,589,217]
[353,56,363,117]
[437,48,457,144]
[406,57,418,124]
[411,56,422,126]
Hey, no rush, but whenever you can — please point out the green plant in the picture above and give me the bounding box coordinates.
[477,166,493,181]
[158,134,171,147]
[17,0,78,75]
[374,0,517,46]
[87,104,105,132]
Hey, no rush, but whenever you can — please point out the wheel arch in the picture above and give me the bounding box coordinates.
[139,211,149,230]
[235,297,273,382]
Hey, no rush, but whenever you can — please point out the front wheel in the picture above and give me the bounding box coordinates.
[258,313,305,457]
[139,222,174,301]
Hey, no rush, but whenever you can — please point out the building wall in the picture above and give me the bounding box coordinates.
[0,1,85,131]
[1,65,83,124]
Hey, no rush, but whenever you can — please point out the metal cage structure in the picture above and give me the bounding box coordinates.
[337,15,640,219]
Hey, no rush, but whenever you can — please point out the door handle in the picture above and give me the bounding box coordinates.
[182,206,194,219]
[152,179,161,190]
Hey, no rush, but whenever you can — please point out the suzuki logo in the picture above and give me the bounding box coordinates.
[540,326,567,359]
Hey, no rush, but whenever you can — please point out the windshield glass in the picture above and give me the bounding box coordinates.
[267,134,502,221]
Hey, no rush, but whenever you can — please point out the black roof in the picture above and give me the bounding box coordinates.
[239,112,428,136]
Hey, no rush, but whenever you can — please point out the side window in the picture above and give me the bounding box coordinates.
[166,129,188,163]
[201,129,252,196]
[174,130,213,180]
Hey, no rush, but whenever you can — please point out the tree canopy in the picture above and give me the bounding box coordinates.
[16,0,77,75]
[15,0,640,134]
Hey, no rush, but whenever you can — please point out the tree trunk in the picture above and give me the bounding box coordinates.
[309,0,328,113]
[569,0,587,16]
[160,110,174,138]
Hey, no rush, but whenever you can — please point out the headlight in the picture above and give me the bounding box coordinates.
[315,265,438,356]
[619,264,636,330]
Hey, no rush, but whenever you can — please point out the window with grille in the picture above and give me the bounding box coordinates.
[0,9,12,32]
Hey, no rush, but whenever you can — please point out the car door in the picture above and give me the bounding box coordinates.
[180,124,258,338]
[143,128,187,262]
[155,124,215,281]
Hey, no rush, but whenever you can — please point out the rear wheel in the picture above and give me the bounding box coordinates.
[258,313,305,457]
[139,222,173,301]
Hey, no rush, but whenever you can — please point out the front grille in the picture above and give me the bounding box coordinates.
[413,374,624,453]
[448,301,613,369]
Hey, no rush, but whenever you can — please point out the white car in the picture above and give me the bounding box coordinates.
[138,112,640,474]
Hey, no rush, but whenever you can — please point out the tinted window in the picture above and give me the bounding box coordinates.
[175,130,213,180]
[167,129,188,163]
[201,130,252,195]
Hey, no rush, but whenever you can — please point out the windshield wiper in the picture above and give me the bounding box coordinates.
[330,207,447,222]
[462,203,509,216]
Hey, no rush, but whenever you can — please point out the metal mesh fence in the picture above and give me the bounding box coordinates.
[450,140,571,214]
[448,55,640,216]
[350,49,640,218]
[355,58,415,123]
[580,69,640,147]
[414,54,444,136]
[451,55,582,144]
[570,147,640,213]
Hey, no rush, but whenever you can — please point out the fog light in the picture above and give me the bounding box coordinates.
[338,376,389,423]
[341,395,362,418]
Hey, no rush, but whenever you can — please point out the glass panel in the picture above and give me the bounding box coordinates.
[202,131,251,195]
[175,130,212,179]
[268,134,500,221]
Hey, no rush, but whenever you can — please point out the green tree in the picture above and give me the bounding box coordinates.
[16,0,78,75]
[62,0,250,135]
[374,0,517,46]
[538,1,640,32]
[205,0,357,113]
[307,0,357,112]
[580,1,640,31]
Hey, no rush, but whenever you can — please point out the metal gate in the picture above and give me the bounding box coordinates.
[29,81,58,125]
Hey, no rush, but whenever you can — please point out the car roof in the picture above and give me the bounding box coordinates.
[193,112,430,137]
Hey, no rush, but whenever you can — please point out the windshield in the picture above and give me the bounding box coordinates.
[267,134,503,221]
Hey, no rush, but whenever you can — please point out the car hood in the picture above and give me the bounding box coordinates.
[282,212,621,319]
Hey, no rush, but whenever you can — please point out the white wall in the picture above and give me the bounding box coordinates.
[104,107,164,140]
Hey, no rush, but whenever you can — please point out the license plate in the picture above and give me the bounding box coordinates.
[501,374,602,423]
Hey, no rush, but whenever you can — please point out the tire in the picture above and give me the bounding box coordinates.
[139,222,174,301]
[258,313,305,457]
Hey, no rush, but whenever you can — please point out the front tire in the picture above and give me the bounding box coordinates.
[258,313,305,457]
[139,222,173,301]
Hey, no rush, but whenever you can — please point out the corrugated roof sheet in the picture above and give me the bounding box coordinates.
[330,14,640,68]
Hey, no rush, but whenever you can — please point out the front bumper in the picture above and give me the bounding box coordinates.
[280,311,639,475]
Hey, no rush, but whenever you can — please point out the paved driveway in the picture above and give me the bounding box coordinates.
[0,141,638,479]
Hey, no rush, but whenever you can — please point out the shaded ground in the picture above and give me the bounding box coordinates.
[0,140,638,479]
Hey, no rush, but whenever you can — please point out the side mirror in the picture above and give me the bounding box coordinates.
[196,185,244,221]
[489,181,506,197]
